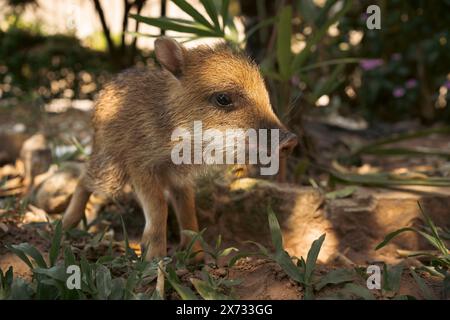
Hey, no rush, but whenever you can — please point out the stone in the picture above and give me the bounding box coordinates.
[34,162,84,213]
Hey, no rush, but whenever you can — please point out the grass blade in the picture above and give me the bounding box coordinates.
[382,264,404,295]
[119,215,138,260]
[165,267,198,300]
[129,15,219,37]
[417,202,448,255]
[9,243,47,268]
[305,234,326,284]
[49,220,63,267]
[221,0,230,30]
[276,5,292,80]
[6,245,34,269]
[325,186,356,200]
[96,264,112,300]
[200,0,220,31]
[191,278,231,300]
[376,227,416,250]
[267,208,305,284]
[410,268,437,300]
[172,0,215,29]
[267,207,283,252]
[342,283,376,300]
[315,268,355,291]
[331,171,450,187]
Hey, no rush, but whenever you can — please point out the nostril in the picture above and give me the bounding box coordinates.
[279,133,298,155]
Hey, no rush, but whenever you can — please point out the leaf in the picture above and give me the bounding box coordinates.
[95,264,112,300]
[410,268,437,300]
[109,278,125,300]
[6,245,33,269]
[9,243,47,268]
[244,240,270,256]
[418,202,448,255]
[191,278,231,300]
[297,57,362,73]
[218,247,238,258]
[80,256,95,293]
[376,227,417,250]
[325,186,357,200]
[331,171,450,187]
[382,264,404,295]
[228,252,261,267]
[376,204,449,257]
[3,266,13,288]
[267,208,305,284]
[304,234,326,284]
[64,246,77,267]
[315,268,355,291]
[221,0,230,30]
[276,5,292,80]
[119,215,138,260]
[129,15,219,37]
[342,283,376,300]
[172,0,215,29]
[200,0,220,31]
[0,266,13,299]
[9,278,34,300]
[352,126,450,157]
[124,270,139,299]
[49,220,63,267]
[177,229,206,266]
[165,267,198,300]
[268,207,284,252]
[443,272,450,299]
[33,265,67,282]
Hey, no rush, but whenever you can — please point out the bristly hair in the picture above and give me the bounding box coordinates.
[187,41,257,68]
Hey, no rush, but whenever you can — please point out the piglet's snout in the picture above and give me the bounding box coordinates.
[278,132,298,156]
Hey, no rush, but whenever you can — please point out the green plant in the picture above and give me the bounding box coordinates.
[3,219,161,300]
[265,1,355,120]
[129,0,239,44]
[230,207,361,299]
[376,201,449,299]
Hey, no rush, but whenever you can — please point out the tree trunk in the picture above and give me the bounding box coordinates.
[92,0,116,61]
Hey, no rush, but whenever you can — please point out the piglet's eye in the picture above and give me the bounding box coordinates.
[212,93,233,107]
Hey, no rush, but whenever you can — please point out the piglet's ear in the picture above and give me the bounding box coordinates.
[154,37,185,77]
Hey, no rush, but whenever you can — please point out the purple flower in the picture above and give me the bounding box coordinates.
[360,59,383,71]
[393,87,406,98]
[405,79,418,89]
[444,80,450,90]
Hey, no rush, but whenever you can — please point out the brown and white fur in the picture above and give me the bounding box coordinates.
[62,37,297,261]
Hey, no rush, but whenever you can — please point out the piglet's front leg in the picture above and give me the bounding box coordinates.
[133,178,168,261]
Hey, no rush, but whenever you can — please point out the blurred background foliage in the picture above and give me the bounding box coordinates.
[0,0,449,124]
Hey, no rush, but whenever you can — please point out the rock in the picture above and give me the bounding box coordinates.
[20,133,52,190]
[22,205,48,224]
[34,162,84,213]
[0,222,8,235]
[0,132,27,165]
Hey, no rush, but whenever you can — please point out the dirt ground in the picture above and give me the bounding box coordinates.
[1,103,449,299]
